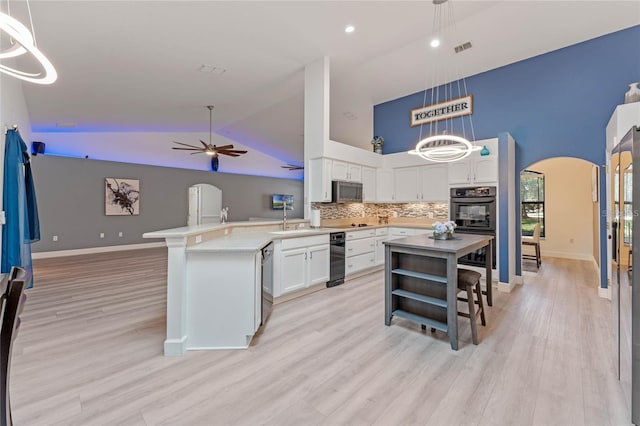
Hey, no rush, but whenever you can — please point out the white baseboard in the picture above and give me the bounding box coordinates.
[32,242,166,259]
[164,336,188,356]
[498,281,513,293]
[598,286,611,300]
[541,250,595,261]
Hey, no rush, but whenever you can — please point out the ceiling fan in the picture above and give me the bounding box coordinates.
[281,164,304,171]
[172,105,248,158]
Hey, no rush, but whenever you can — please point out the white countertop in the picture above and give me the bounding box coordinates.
[142,219,309,239]
[145,220,437,253]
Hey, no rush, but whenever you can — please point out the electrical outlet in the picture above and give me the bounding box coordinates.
[118,232,123,237]
[100,233,105,239]
[195,235,202,243]
[52,235,58,242]
[224,229,229,235]
[428,211,434,218]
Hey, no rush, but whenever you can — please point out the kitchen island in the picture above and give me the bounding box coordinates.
[383,233,493,350]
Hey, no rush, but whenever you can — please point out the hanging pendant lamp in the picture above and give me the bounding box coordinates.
[408,0,478,163]
[0,2,57,85]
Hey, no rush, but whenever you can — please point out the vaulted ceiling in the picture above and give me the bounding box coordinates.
[12,1,640,169]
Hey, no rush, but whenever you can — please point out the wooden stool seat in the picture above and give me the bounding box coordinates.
[456,268,486,345]
[522,223,542,268]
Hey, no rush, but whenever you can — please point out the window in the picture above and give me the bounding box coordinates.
[521,170,545,237]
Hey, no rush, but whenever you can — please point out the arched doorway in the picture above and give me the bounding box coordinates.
[519,157,601,279]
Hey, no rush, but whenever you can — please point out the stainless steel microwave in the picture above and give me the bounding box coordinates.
[331,181,363,203]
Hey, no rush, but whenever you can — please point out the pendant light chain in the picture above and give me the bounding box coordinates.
[409,0,477,163]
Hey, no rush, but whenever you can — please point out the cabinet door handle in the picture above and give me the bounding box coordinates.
[305,252,307,260]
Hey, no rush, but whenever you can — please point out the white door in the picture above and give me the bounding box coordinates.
[348,164,362,182]
[308,245,330,286]
[420,165,449,201]
[362,167,376,202]
[448,160,471,185]
[394,167,419,202]
[474,156,499,184]
[280,248,307,294]
[376,169,395,201]
[332,160,349,181]
[375,237,386,266]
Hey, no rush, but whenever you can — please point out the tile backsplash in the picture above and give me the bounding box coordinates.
[310,202,448,220]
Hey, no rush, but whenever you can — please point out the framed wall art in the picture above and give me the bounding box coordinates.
[105,178,140,215]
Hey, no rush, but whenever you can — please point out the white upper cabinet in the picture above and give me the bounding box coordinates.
[332,160,362,182]
[376,169,395,202]
[362,167,376,202]
[473,156,499,184]
[309,158,332,202]
[394,167,420,202]
[394,165,448,202]
[419,164,449,201]
[448,140,499,186]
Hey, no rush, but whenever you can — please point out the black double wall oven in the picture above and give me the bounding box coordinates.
[450,186,497,269]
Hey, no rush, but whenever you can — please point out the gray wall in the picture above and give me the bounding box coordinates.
[31,155,303,252]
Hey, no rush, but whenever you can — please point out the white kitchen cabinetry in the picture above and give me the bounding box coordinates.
[420,165,449,201]
[394,167,420,202]
[362,166,376,202]
[393,165,449,202]
[332,160,362,182]
[448,149,498,186]
[346,229,376,276]
[375,227,390,266]
[274,235,330,297]
[376,169,395,202]
[309,158,332,202]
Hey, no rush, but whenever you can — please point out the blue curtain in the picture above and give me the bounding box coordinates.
[1,129,39,287]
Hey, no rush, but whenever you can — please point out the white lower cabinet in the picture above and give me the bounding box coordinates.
[346,229,376,276]
[274,235,330,297]
[375,227,390,266]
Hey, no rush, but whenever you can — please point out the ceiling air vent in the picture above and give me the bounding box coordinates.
[454,41,472,54]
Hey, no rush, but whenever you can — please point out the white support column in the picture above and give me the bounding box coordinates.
[164,237,189,356]
[304,56,330,219]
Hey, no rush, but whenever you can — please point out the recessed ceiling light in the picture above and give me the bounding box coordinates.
[430,38,440,48]
[345,25,355,34]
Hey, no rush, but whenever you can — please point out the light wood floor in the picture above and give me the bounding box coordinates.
[11,249,631,425]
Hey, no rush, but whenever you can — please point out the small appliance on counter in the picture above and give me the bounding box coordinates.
[310,209,321,228]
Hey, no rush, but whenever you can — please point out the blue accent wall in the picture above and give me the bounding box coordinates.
[374,25,640,287]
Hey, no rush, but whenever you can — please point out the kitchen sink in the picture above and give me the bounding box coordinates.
[269,229,316,235]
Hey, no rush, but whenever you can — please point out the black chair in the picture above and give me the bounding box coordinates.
[1,267,29,426]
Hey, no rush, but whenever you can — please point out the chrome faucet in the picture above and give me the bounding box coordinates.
[282,201,288,230]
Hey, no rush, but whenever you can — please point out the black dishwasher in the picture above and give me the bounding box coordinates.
[327,232,346,287]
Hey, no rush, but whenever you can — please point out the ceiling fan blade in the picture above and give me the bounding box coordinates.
[172,147,203,151]
[281,164,304,170]
[173,141,202,149]
[220,152,241,157]
[189,151,206,155]
[214,144,234,150]
[199,140,211,149]
[219,150,247,154]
